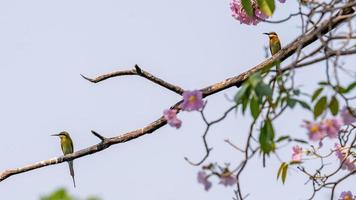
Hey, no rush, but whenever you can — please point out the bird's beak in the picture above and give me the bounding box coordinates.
[51,134,60,137]
[263,33,269,35]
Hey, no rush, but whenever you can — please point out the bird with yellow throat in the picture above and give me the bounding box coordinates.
[264,32,282,72]
[52,131,76,188]
[264,32,281,56]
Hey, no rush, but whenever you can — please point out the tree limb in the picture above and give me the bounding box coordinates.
[81,64,184,95]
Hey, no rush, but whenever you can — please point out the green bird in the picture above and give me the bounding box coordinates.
[264,32,281,56]
[264,32,282,72]
[52,131,76,188]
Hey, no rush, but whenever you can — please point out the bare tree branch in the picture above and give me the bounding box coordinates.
[282,49,356,72]
[185,104,237,166]
[81,64,185,95]
[91,130,107,142]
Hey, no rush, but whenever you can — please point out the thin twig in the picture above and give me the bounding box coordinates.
[91,130,106,142]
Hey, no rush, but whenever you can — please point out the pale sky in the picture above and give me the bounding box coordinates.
[0,0,354,200]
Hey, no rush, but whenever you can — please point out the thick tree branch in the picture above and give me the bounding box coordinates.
[0,8,354,183]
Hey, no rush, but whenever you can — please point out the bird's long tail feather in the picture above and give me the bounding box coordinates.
[68,161,76,188]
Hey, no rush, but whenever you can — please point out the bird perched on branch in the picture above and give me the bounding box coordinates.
[264,32,282,72]
[264,32,281,56]
[52,131,76,188]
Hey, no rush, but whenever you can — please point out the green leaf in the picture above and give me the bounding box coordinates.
[345,82,356,93]
[255,82,273,98]
[296,100,311,111]
[329,96,339,116]
[259,128,269,153]
[277,162,286,180]
[257,0,275,16]
[276,135,290,143]
[293,138,308,144]
[241,0,254,17]
[40,188,73,200]
[313,96,327,119]
[235,84,249,104]
[287,98,297,108]
[250,95,260,119]
[318,81,329,86]
[311,88,323,102]
[265,119,275,141]
[41,188,101,200]
[281,163,289,184]
[242,95,249,114]
[335,85,347,93]
[248,72,262,88]
[259,119,275,154]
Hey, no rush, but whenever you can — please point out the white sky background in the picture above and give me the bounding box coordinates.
[0,0,355,199]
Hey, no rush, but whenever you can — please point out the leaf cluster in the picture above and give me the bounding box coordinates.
[241,0,275,17]
[40,188,101,200]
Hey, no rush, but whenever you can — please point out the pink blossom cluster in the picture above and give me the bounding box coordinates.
[197,168,237,191]
[296,107,355,163]
[230,0,268,25]
[339,191,355,200]
[303,118,342,141]
[197,171,212,191]
[163,90,204,129]
[340,107,356,125]
[303,106,355,141]
[230,0,286,25]
[181,90,204,112]
[291,145,303,162]
[219,170,237,187]
[334,144,355,172]
[163,109,182,129]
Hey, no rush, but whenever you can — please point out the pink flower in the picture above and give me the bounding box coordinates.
[340,106,356,125]
[322,118,343,138]
[197,171,212,191]
[163,109,182,129]
[292,145,303,162]
[219,170,237,187]
[339,191,355,200]
[302,121,326,141]
[230,0,268,25]
[335,144,355,172]
[181,90,204,111]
